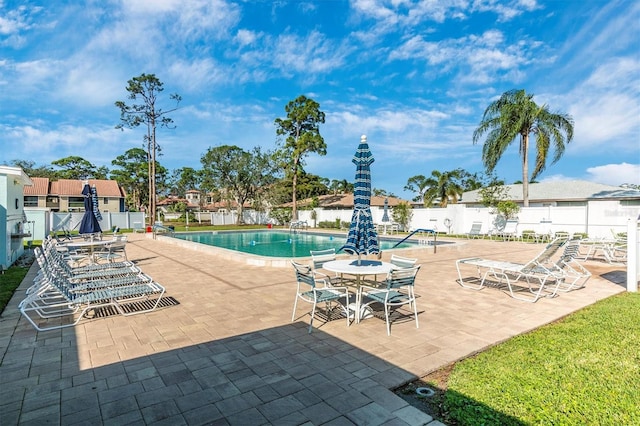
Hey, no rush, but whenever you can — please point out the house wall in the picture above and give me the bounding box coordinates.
[0,173,29,269]
[49,195,123,213]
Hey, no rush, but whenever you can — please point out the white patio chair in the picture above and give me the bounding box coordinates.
[310,248,344,284]
[359,265,421,335]
[390,254,418,269]
[495,220,519,241]
[291,261,350,333]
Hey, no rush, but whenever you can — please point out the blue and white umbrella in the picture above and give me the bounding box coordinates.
[342,135,379,262]
[381,197,390,223]
[79,183,102,235]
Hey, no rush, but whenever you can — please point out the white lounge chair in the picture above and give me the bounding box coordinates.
[494,219,519,241]
[455,237,569,302]
[552,239,592,292]
[466,222,484,239]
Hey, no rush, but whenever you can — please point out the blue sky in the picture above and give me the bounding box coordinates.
[2,0,639,199]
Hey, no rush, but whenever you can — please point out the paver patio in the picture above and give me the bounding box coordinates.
[0,232,626,425]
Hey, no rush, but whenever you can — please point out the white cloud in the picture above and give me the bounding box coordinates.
[566,58,640,150]
[585,163,640,186]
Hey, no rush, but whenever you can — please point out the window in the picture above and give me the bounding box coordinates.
[24,196,38,207]
[68,196,85,209]
[103,197,108,204]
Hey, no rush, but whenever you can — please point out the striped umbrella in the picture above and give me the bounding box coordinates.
[381,197,390,223]
[342,135,379,262]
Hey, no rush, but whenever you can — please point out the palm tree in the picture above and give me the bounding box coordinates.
[422,169,464,207]
[472,89,574,207]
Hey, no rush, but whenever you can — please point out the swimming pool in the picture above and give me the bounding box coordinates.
[171,230,417,258]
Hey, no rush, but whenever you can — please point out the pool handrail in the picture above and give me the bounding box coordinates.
[392,228,437,252]
[152,224,175,239]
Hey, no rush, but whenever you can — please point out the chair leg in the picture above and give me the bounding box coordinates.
[384,302,391,336]
[292,294,299,322]
[308,300,317,333]
[411,289,419,329]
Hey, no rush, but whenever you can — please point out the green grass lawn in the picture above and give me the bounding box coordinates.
[432,292,640,425]
[0,261,31,314]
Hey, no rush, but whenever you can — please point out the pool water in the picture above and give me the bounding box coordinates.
[172,231,416,258]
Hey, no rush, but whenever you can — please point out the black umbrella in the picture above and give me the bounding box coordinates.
[79,183,102,235]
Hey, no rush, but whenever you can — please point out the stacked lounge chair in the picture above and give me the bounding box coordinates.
[19,237,166,331]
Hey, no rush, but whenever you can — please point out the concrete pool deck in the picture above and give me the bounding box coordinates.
[0,232,627,424]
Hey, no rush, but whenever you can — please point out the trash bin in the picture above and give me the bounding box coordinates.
[146,226,152,233]
[168,225,175,231]
[267,223,272,229]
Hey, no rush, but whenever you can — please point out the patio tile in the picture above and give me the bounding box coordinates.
[2,233,625,424]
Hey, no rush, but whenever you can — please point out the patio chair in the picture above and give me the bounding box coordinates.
[132,221,145,233]
[455,237,569,302]
[534,220,553,243]
[310,248,343,283]
[291,261,350,333]
[94,237,128,264]
[552,239,592,292]
[359,265,421,335]
[390,254,418,269]
[466,222,484,239]
[495,220,519,241]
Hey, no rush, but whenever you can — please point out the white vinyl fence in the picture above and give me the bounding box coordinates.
[627,218,639,292]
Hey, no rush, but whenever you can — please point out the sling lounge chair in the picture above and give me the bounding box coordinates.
[466,222,484,239]
[455,237,569,302]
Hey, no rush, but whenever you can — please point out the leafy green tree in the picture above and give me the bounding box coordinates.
[169,167,201,197]
[404,175,429,204]
[201,145,276,224]
[10,160,57,179]
[115,73,181,223]
[408,169,464,207]
[334,179,353,194]
[478,179,509,210]
[459,171,484,191]
[271,171,329,205]
[472,89,574,206]
[391,201,413,232]
[51,156,103,180]
[111,148,150,211]
[274,95,326,220]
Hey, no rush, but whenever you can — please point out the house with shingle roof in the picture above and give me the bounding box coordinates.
[459,180,640,207]
[285,193,408,209]
[23,177,126,212]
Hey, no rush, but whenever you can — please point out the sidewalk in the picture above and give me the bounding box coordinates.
[0,234,626,425]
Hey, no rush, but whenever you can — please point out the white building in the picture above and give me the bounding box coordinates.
[0,166,33,270]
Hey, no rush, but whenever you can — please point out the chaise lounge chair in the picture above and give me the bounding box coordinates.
[455,237,569,302]
[466,222,484,239]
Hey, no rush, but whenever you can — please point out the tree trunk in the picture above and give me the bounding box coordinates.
[292,156,299,220]
[150,121,157,224]
[521,133,530,207]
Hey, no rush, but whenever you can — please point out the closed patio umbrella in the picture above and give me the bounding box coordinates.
[342,135,379,263]
[79,182,102,235]
[381,197,390,223]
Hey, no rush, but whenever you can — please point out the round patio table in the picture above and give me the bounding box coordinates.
[323,259,393,323]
